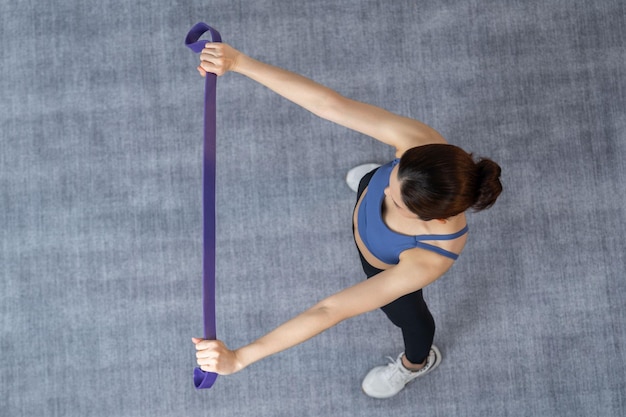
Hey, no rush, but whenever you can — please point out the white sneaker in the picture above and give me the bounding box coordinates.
[346,163,381,192]
[362,346,442,399]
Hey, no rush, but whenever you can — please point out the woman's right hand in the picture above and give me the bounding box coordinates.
[197,43,242,77]
[192,337,245,375]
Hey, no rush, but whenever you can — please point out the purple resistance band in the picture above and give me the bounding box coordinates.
[185,22,222,390]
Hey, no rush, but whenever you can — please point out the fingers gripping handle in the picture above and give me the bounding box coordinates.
[185,22,222,390]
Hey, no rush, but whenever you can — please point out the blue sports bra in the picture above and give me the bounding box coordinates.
[357,159,469,264]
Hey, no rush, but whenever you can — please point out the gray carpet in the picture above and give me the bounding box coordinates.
[2,0,625,416]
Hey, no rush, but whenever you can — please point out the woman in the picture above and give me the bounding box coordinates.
[192,43,502,398]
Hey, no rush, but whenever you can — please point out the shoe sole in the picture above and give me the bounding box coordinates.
[420,345,442,378]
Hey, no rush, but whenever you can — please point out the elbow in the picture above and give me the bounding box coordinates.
[312,298,349,327]
[312,90,345,121]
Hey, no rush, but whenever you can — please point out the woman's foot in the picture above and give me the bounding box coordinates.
[346,163,381,192]
[361,346,442,399]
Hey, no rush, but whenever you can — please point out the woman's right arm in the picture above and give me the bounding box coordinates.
[198,43,446,156]
[193,250,450,375]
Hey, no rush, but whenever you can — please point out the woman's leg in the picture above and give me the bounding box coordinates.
[379,290,435,365]
[353,167,436,364]
[357,250,435,365]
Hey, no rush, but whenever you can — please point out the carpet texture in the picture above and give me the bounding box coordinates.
[2,0,625,416]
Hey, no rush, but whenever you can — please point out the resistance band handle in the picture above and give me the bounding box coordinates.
[185,22,222,390]
[185,22,222,52]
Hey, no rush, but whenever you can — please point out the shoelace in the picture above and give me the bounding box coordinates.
[385,354,432,385]
[381,356,412,386]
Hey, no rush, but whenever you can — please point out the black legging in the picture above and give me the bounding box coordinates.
[354,168,435,365]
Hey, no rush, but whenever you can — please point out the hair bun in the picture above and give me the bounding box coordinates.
[473,158,502,211]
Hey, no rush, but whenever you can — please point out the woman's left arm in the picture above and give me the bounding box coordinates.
[194,252,452,375]
[197,43,447,156]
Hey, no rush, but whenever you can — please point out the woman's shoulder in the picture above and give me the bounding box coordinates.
[394,127,448,158]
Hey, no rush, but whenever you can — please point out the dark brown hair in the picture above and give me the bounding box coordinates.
[397,144,502,220]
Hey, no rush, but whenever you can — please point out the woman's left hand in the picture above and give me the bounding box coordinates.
[192,337,243,375]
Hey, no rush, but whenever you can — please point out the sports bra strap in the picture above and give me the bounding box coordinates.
[414,224,469,241]
[412,224,469,260]
[414,242,461,260]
